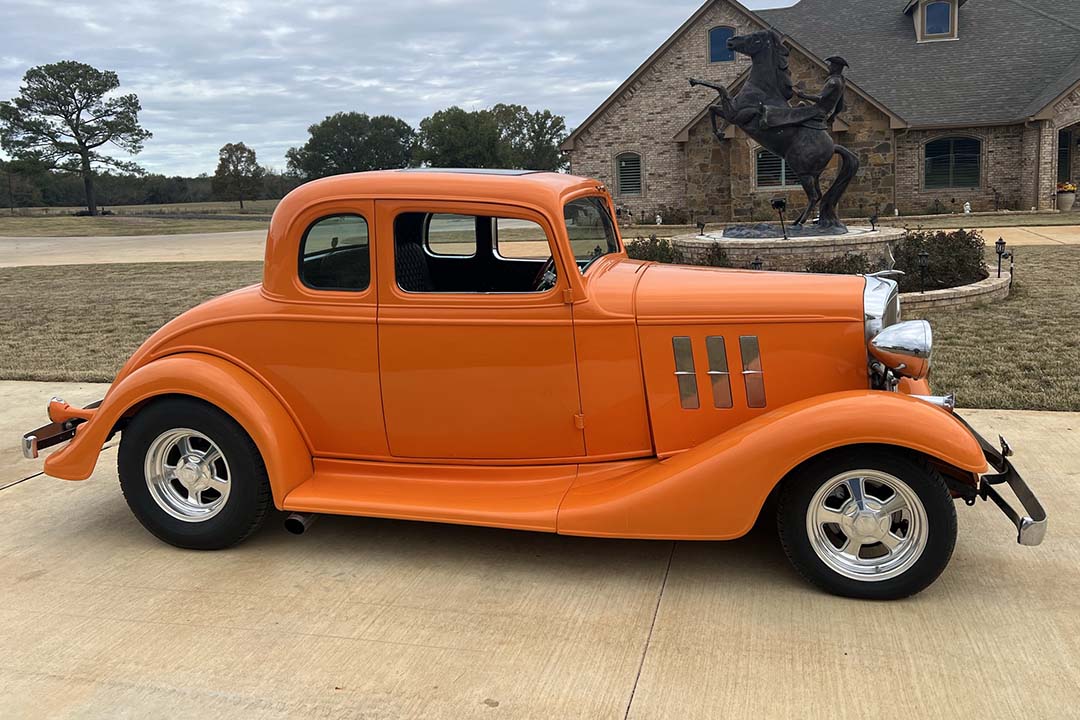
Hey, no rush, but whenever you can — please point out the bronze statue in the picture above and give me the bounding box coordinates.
[690,31,859,231]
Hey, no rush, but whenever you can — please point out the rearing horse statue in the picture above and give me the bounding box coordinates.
[690,29,859,231]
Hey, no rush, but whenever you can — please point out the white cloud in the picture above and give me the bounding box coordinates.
[0,0,798,175]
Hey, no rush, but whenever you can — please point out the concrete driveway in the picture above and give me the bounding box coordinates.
[2,380,1077,719]
[0,230,266,267]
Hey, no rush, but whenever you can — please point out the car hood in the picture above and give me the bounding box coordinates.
[634,262,865,324]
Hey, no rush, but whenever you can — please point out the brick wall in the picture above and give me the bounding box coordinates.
[566,3,763,219]
[567,0,1076,222]
[894,125,1029,214]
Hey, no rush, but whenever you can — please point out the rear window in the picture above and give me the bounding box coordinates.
[299,214,370,291]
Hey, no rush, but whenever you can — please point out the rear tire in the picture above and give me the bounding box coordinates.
[118,398,271,549]
[777,447,956,600]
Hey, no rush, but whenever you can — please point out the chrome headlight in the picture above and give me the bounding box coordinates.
[869,320,932,380]
[863,275,900,340]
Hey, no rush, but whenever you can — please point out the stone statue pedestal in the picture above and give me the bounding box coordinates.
[672,226,905,272]
[722,222,850,238]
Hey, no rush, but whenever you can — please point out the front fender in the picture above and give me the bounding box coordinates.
[44,353,313,507]
[557,390,986,540]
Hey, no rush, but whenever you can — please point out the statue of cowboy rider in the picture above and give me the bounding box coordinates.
[759,56,849,131]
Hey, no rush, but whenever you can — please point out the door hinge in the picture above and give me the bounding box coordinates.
[562,288,574,304]
[573,413,586,430]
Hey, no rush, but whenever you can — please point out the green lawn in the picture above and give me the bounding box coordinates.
[0,247,1076,410]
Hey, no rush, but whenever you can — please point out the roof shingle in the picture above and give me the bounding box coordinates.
[758,0,1080,126]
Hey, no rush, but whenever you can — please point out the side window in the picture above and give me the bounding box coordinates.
[395,211,555,294]
[299,214,370,291]
[494,218,553,260]
[425,214,477,257]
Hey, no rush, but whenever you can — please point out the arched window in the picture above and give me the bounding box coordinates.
[709,27,735,63]
[924,136,981,188]
[755,149,798,188]
[924,1,953,37]
[616,152,643,196]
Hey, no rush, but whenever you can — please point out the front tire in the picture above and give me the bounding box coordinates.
[777,448,957,600]
[118,398,271,549]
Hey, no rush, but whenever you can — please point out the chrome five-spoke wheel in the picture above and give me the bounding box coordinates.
[120,398,271,549]
[806,470,927,581]
[777,448,957,599]
[145,428,231,522]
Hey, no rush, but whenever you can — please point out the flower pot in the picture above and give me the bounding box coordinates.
[1060,192,1077,212]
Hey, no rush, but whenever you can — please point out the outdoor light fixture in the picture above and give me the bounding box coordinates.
[697,221,707,236]
[771,197,788,240]
[751,255,764,271]
[918,249,930,293]
[995,237,1007,278]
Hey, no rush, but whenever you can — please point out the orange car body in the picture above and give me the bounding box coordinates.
[40,170,988,540]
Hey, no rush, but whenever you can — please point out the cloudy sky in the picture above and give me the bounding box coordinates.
[1,0,795,176]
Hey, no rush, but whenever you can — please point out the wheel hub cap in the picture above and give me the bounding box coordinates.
[144,429,231,523]
[806,470,929,582]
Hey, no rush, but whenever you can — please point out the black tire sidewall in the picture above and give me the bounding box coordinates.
[778,448,957,600]
[118,398,270,550]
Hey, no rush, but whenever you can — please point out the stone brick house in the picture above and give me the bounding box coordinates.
[561,0,1080,223]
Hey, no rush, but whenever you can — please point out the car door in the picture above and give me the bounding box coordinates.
[375,198,585,460]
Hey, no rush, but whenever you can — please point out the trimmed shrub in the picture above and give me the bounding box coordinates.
[625,235,683,264]
[699,243,732,267]
[894,228,987,293]
[625,235,732,268]
[806,252,874,275]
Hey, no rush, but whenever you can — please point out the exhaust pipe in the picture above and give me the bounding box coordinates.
[284,512,318,535]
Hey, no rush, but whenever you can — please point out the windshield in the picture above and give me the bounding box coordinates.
[563,196,621,272]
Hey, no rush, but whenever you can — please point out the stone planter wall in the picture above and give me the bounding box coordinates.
[900,272,1011,312]
[672,226,905,272]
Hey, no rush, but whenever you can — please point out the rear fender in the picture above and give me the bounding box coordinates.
[557,390,986,540]
[44,353,313,506]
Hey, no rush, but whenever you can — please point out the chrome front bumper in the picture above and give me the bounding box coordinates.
[960,419,1047,547]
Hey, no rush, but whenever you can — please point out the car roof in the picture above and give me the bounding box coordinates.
[273,169,601,220]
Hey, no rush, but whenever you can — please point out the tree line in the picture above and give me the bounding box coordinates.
[0,61,568,214]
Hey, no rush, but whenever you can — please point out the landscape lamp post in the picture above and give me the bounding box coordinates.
[771,197,788,240]
[751,256,764,271]
[995,237,1006,278]
[918,250,930,293]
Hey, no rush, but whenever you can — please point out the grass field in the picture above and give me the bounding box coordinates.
[0,247,1076,410]
[10,198,280,217]
[0,215,269,237]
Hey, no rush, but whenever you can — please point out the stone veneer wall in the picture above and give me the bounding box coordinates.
[673,227,904,272]
[566,3,763,219]
[900,272,1010,311]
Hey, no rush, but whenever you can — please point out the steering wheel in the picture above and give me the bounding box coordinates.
[532,256,558,291]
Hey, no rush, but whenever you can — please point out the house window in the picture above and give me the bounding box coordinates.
[616,152,643,196]
[709,27,735,63]
[756,149,798,188]
[1058,130,1073,184]
[924,1,952,36]
[924,136,981,188]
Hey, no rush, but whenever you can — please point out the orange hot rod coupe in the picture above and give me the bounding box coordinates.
[23,169,1045,599]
